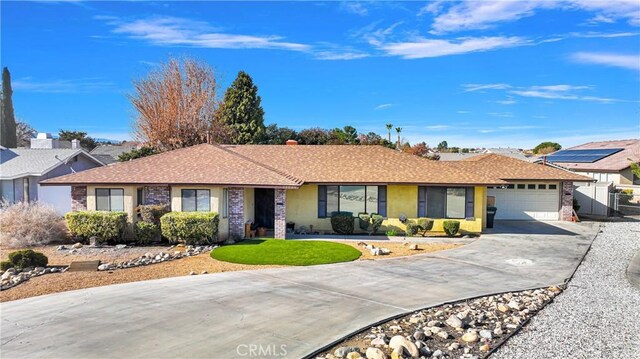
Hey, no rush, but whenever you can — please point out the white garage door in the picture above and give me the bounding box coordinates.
[487,183,560,220]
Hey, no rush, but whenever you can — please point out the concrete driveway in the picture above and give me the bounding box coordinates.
[0,221,599,359]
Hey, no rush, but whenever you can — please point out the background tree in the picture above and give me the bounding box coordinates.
[359,132,383,145]
[342,125,359,144]
[16,120,36,147]
[118,146,158,161]
[395,127,402,149]
[385,123,393,143]
[403,142,429,157]
[298,128,330,144]
[219,71,265,144]
[437,141,448,151]
[58,130,98,150]
[533,141,561,154]
[263,124,298,144]
[1,67,17,148]
[129,58,220,151]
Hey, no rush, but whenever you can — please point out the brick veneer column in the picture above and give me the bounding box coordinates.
[143,185,171,206]
[274,189,286,239]
[560,181,574,221]
[228,188,244,240]
[71,186,87,211]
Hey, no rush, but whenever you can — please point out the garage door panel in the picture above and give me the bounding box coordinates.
[488,185,560,221]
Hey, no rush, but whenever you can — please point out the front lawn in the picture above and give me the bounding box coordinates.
[210,239,362,266]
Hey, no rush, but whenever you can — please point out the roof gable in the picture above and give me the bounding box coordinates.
[452,153,592,182]
[42,144,303,188]
[0,148,104,180]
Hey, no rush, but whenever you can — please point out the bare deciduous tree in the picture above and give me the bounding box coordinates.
[129,58,229,151]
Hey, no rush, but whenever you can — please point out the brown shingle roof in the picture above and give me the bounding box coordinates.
[42,144,303,188]
[546,139,640,172]
[42,144,591,188]
[225,145,505,185]
[450,153,593,182]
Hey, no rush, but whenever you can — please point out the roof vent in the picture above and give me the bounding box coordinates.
[36,132,52,139]
[286,139,298,146]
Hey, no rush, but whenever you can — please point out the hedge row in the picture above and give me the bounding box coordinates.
[65,211,219,245]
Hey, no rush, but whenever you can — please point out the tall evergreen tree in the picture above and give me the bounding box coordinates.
[219,71,265,144]
[1,67,18,148]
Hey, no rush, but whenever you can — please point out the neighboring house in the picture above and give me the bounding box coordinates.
[536,139,640,216]
[0,134,104,214]
[42,142,589,240]
[90,143,138,164]
[439,148,536,162]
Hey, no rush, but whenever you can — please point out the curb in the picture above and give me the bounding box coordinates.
[626,249,640,290]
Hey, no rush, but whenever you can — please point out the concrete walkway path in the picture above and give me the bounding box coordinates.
[0,221,599,359]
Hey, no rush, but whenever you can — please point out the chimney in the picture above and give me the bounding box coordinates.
[286,139,298,146]
[30,132,60,149]
[71,139,81,149]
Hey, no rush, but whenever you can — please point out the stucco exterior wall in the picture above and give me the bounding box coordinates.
[285,184,486,234]
[243,187,255,225]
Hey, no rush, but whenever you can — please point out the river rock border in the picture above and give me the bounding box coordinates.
[1,266,67,291]
[0,245,217,291]
[317,286,564,359]
[97,245,217,271]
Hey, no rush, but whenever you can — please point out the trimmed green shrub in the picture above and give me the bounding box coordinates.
[443,220,461,237]
[416,218,434,236]
[385,229,398,236]
[370,214,384,235]
[160,212,220,245]
[2,249,48,270]
[65,211,127,243]
[405,221,419,237]
[135,221,159,245]
[137,205,169,224]
[330,212,354,235]
[358,213,371,231]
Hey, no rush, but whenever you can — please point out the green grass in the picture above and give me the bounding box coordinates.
[210,239,361,266]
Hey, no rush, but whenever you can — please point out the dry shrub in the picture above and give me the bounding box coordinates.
[0,201,68,248]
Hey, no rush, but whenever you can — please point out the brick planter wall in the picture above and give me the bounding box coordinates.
[228,188,244,240]
[71,186,87,211]
[144,185,171,207]
[274,189,286,239]
[561,181,574,221]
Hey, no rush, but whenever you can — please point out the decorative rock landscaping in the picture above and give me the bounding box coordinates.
[96,245,217,271]
[0,266,66,290]
[318,286,563,359]
[0,244,216,291]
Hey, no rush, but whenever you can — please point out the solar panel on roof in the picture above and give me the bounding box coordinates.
[545,148,623,163]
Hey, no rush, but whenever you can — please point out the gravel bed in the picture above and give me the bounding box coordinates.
[493,221,640,359]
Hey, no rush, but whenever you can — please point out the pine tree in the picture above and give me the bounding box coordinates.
[220,71,265,144]
[1,67,18,148]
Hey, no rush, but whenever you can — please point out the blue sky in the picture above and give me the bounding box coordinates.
[1,0,639,148]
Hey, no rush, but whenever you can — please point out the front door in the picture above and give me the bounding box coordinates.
[254,188,275,228]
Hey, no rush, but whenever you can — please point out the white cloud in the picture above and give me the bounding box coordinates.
[314,51,369,60]
[487,112,514,118]
[495,98,517,105]
[428,0,640,34]
[339,2,368,16]
[12,77,114,93]
[529,85,592,91]
[379,36,527,59]
[571,52,640,71]
[100,16,310,51]
[457,110,471,114]
[510,89,619,103]
[374,103,394,110]
[425,125,450,130]
[463,83,511,92]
